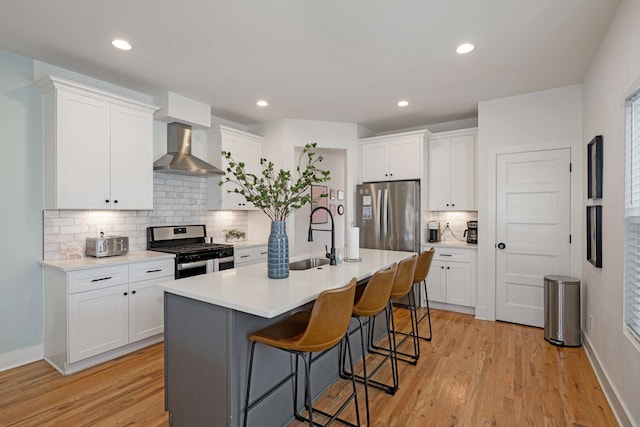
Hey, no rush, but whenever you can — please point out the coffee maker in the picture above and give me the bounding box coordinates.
[464,221,478,244]
[428,221,441,242]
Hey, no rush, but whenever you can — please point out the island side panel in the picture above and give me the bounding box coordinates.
[165,293,232,426]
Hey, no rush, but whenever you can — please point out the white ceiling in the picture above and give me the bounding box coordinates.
[0,0,620,133]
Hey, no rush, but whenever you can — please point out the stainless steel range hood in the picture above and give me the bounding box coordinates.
[153,122,225,176]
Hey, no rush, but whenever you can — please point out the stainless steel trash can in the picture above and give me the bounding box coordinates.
[544,275,581,347]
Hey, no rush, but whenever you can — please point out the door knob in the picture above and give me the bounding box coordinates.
[497,242,506,250]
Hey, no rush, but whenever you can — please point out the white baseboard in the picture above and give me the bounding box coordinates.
[0,344,44,372]
[582,333,635,427]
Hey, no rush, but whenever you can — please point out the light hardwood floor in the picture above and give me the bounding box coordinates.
[0,309,617,426]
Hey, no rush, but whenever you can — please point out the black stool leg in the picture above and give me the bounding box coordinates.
[243,341,257,427]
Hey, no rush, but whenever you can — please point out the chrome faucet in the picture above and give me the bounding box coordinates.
[308,206,336,265]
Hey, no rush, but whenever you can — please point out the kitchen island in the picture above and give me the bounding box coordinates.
[159,248,414,427]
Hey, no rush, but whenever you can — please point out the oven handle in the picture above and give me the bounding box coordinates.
[218,256,235,264]
[177,260,208,271]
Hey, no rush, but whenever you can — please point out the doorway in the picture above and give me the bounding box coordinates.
[495,148,571,327]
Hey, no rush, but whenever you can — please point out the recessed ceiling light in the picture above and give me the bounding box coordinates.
[111,39,132,51]
[256,100,269,107]
[397,100,409,107]
[456,43,475,54]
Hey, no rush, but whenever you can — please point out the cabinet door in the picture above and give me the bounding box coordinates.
[221,131,261,210]
[361,143,388,182]
[55,90,111,209]
[450,134,476,211]
[428,137,452,210]
[129,277,166,342]
[425,260,446,303]
[110,104,154,210]
[68,285,129,363]
[388,137,421,180]
[445,262,472,306]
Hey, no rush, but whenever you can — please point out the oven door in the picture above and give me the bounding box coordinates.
[215,256,235,271]
[176,260,208,279]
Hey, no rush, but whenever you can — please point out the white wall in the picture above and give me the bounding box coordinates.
[477,85,583,321]
[581,0,640,424]
[249,119,358,253]
[0,50,44,369]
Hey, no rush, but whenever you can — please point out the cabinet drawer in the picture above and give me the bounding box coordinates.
[433,248,471,263]
[235,246,268,266]
[129,258,175,282]
[68,265,129,294]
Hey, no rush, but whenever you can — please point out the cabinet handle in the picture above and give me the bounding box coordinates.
[451,203,455,207]
[260,252,268,255]
[441,266,444,269]
[114,200,118,204]
[447,266,450,270]
[105,199,110,203]
[91,276,112,282]
[123,292,128,296]
[446,203,449,206]
[146,269,162,273]
[240,255,250,258]
[385,174,388,176]
[390,173,393,176]
[440,254,452,257]
[132,290,136,294]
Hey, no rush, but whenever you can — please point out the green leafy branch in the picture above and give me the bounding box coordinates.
[220,143,331,221]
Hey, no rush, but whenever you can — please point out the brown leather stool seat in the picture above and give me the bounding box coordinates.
[339,264,398,426]
[370,255,420,365]
[243,278,360,427]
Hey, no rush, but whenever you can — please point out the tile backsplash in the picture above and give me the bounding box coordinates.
[43,173,248,260]
[423,211,478,243]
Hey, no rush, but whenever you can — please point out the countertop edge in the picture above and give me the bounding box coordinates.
[40,251,176,272]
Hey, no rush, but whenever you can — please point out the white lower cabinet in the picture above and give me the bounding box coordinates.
[424,247,476,309]
[43,256,174,374]
[68,284,129,363]
[234,245,268,266]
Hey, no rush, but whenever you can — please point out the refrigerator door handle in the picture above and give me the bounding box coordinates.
[382,188,389,249]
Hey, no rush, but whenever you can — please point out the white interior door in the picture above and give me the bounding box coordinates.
[495,148,571,327]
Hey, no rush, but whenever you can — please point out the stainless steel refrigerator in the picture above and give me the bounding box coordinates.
[355,180,420,252]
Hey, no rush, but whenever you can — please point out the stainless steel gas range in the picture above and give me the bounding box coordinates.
[147,225,234,279]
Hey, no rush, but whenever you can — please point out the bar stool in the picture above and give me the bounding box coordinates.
[370,255,419,365]
[339,264,398,426]
[243,278,360,427]
[403,248,435,342]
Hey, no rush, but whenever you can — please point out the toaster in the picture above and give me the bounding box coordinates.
[85,236,129,257]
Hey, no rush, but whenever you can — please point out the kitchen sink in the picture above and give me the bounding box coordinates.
[289,257,330,270]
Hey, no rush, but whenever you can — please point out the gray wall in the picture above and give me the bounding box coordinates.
[0,50,43,365]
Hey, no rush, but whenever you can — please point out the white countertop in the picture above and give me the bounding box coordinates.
[158,248,414,319]
[40,250,175,272]
[423,240,477,249]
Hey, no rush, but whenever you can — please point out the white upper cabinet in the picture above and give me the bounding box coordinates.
[208,125,263,210]
[38,75,158,210]
[428,128,477,211]
[359,130,427,182]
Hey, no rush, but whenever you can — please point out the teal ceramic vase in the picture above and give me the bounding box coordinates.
[267,220,289,279]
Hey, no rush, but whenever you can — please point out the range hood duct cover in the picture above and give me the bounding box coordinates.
[153,122,225,176]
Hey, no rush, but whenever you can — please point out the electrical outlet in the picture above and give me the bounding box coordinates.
[589,315,594,332]
[446,222,450,228]
[97,224,105,237]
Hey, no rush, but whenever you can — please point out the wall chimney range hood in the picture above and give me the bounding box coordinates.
[154,122,224,176]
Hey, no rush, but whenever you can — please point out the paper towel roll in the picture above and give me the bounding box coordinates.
[346,227,360,260]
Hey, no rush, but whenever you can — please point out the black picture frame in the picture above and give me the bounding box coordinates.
[586,205,602,268]
[587,135,603,199]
